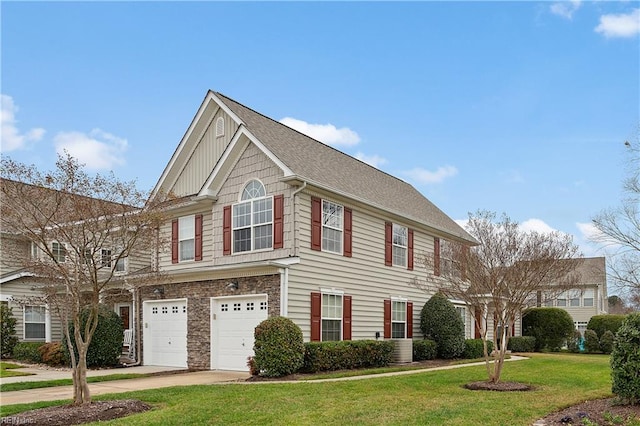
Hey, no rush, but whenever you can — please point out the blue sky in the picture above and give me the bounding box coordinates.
[1,1,639,258]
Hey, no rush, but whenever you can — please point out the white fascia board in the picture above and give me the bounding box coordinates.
[0,271,35,284]
[151,91,245,200]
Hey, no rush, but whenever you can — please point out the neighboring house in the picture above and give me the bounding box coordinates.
[130,90,478,371]
[539,256,608,335]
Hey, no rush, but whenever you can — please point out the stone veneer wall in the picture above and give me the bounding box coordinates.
[136,274,281,370]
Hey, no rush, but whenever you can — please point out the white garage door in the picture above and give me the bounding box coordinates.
[211,295,268,371]
[143,299,188,368]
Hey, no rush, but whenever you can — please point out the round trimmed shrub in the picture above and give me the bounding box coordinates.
[13,342,44,363]
[463,338,494,359]
[253,316,304,377]
[566,329,583,353]
[413,339,437,361]
[522,308,574,352]
[420,292,465,359]
[587,315,626,338]
[65,304,123,367]
[611,313,640,404]
[507,336,536,353]
[38,342,66,366]
[584,329,600,353]
[599,330,615,355]
[1,303,18,358]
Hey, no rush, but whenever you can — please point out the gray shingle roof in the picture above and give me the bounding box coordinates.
[214,92,476,244]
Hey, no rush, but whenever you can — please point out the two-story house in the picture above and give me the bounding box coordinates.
[130,91,477,371]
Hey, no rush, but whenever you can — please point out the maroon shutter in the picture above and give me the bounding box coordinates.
[407,302,413,338]
[343,295,352,340]
[384,299,391,339]
[194,214,203,261]
[311,292,321,341]
[407,229,414,270]
[223,206,231,256]
[343,207,352,257]
[384,222,392,266]
[311,197,322,251]
[273,194,284,249]
[434,237,441,276]
[171,219,179,264]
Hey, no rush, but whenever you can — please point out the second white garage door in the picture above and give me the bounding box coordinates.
[211,295,268,371]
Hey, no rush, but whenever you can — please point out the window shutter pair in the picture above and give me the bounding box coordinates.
[171,214,203,263]
[383,299,413,339]
[384,222,414,270]
[310,197,352,257]
[310,292,352,342]
[222,194,284,255]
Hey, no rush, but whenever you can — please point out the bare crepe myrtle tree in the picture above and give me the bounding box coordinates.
[413,210,581,383]
[1,153,166,405]
[592,137,640,297]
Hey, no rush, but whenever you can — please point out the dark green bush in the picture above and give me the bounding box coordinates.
[413,339,438,361]
[584,329,601,353]
[599,330,615,355]
[13,342,44,363]
[463,338,494,359]
[420,292,465,359]
[587,315,626,338]
[253,316,304,377]
[611,313,640,404]
[567,329,583,353]
[38,342,66,366]
[507,336,536,353]
[1,304,19,358]
[301,340,394,373]
[522,308,574,352]
[64,304,124,367]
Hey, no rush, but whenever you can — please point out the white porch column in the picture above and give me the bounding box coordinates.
[45,304,52,343]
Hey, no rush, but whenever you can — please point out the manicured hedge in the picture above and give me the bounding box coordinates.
[611,313,640,404]
[507,336,536,353]
[13,342,44,363]
[587,315,626,338]
[463,338,494,359]
[253,316,304,377]
[522,308,574,352]
[301,340,394,373]
[413,339,437,361]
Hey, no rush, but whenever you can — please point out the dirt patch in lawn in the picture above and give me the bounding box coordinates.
[535,398,640,425]
[0,399,151,426]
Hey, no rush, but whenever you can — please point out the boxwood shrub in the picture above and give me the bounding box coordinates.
[584,329,601,353]
[253,316,304,377]
[587,315,626,338]
[413,339,437,361]
[507,336,536,353]
[566,329,583,353]
[38,342,66,366]
[611,313,640,404]
[599,330,615,355]
[13,342,44,363]
[522,307,574,351]
[420,292,465,359]
[463,338,494,359]
[301,340,394,373]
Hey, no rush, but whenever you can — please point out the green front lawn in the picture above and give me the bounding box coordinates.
[1,353,614,425]
[0,362,33,378]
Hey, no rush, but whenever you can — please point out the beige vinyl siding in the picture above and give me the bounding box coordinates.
[286,191,464,341]
[0,234,31,275]
[157,208,214,272]
[173,109,239,197]
[1,279,63,342]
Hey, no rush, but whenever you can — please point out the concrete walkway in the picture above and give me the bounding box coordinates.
[1,356,529,406]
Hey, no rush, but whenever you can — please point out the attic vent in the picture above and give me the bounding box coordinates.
[215,117,224,137]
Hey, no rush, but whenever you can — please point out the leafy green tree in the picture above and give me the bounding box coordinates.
[1,304,19,358]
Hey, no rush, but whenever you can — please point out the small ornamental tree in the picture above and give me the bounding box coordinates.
[611,313,640,405]
[420,292,465,359]
[1,304,19,358]
[253,316,304,377]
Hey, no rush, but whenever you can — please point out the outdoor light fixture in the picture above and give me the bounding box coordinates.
[153,287,164,296]
[226,279,239,291]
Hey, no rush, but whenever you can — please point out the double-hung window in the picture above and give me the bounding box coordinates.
[392,224,408,267]
[569,290,580,307]
[101,249,112,267]
[391,299,407,338]
[322,200,343,254]
[115,256,126,273]
[232,180,273,253]
[322,292,343,341]
[24,306,46,340]
[583,289,594,307]
[52,242,66,263]
[556,292,567,307]
[179,215,195,261]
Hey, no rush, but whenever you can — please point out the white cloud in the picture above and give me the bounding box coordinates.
[355,152,387,168]
[0,94,46,152]
[403,165,458,184]
[54,128,128,170]
[550,0,582,19]
[279,117,360,147]
[595,8,640,38]
[519,218,557,234]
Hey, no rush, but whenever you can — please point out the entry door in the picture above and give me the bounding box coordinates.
[119,305,131,330]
